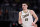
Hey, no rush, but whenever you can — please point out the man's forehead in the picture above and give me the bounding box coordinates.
[22,4,27,5]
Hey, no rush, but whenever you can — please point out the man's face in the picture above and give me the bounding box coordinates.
[22,4,28,10]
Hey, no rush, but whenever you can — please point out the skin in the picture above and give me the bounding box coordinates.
[18,3,38,27]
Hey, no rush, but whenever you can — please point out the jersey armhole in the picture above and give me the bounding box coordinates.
[29,10,32,16]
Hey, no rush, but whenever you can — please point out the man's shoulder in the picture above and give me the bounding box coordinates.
[19,11,22,13]
[29,9,33,11]
[29,10,34,12]
[29,10,34,15]
[19,11,22,15]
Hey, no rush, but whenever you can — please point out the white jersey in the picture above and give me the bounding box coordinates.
[21,10,34,27]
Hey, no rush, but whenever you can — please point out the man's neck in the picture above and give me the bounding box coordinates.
[23,9,28,13]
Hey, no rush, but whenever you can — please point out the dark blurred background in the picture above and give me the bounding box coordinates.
[0,0,40,27]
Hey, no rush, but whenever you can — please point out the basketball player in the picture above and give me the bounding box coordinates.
[18,3,38,27]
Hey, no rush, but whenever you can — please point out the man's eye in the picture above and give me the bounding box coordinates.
[24,5,25,6]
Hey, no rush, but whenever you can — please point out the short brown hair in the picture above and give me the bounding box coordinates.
[22,2,29,6]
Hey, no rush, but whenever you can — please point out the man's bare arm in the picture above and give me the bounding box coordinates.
[18,12,22,24]
[31,10,38,24]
